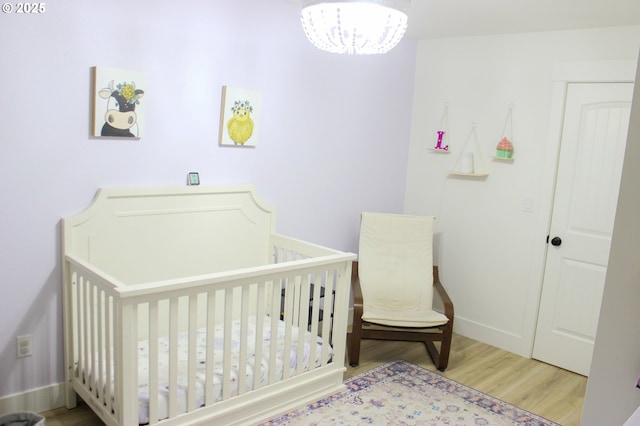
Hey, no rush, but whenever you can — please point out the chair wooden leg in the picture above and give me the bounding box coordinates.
[437,322,453,371]
[424,341,441,370]
[424,323,453,371]
[348,318,363,367]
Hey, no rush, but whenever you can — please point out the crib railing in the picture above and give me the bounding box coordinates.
[63,237,354,426]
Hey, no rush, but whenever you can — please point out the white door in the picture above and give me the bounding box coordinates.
[533,82,633,376]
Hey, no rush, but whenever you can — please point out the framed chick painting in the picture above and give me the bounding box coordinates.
[92,66,147,138]
[219,86,262,147]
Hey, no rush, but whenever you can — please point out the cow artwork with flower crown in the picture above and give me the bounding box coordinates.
[99,80,145,137]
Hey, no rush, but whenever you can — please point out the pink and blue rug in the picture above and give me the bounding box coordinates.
[261,360,560,425]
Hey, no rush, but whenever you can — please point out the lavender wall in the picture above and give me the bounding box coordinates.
[0,0,416,399]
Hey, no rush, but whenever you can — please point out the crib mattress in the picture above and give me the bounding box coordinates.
[84,316,330,424]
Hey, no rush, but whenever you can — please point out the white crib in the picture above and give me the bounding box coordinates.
[62,185,355,425]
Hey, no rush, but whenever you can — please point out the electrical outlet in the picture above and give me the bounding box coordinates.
[17,334,32,358]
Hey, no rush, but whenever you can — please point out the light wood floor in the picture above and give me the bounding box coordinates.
[41,334,587,425]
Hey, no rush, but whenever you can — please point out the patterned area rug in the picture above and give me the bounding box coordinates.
[261,360,560,425]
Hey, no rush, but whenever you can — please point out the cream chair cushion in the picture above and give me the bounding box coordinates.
[358,212,449,328]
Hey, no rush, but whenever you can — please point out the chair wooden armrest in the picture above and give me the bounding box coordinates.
[433,266,454,322]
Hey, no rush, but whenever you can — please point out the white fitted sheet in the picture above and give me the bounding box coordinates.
[84,316,330,424]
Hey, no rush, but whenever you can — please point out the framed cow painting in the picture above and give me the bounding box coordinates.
[92,66,147,138]
[219,86,262,147]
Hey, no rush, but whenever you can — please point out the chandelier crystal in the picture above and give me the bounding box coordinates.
[300,0,410,55]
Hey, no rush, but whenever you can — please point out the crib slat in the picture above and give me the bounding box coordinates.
[75,276,84,387]
[104,292,114,415]
[168,297,179,419]
[69,271,79,387]
[308,276,322,370]
[321,270,336,364]
[96,289,104,403]
[82,279,90,389]
[205,291,216,406]
[148,300,159,425]
[253,283,266,390]
[297,276,310,375]
[187,294,198,411]
[282,277,294,380]
[268,282,281,385]
[68,271,77,385]
[237,286,249,396]
[91,285,98,396]
[291,278,300,325]
[88,281,95,392]
[117,302,139,425]
[222,289,233,400]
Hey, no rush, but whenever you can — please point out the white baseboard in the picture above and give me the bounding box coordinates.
[453,315,528,358]
[0,382,65,415]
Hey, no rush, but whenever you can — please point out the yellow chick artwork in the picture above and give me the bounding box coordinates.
[227,100,254,145]
[219,86,261,147]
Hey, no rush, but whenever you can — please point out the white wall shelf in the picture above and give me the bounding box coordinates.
[428,148,452,154]
[448,171,489,177]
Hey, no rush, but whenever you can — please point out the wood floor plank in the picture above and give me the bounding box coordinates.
[345,334,587,426]
[40,333,587,425]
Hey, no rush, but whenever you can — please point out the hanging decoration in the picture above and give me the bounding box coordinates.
[450,123,488,177]
[495,103,515,159]
[432,102,450,152]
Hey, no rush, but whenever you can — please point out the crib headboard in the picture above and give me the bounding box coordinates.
[63,185,275,285]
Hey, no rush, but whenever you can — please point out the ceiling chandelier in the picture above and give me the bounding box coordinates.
[300,0,410,55]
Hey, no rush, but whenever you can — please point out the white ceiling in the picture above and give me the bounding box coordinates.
[405,0,640,40]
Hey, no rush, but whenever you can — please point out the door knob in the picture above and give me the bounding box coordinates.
[550,236,562,246]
